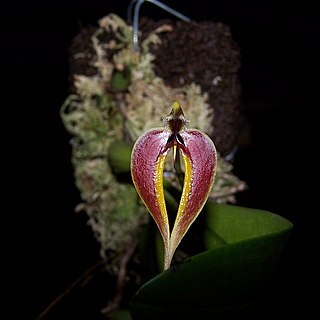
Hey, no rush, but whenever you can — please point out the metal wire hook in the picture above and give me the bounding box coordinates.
[127,0,192,52]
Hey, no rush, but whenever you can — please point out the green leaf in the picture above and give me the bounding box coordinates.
[111,68,131,91]
[108,140,132,174]
[130,202,293,319]
[203,202,293,249]
[110,309,132,320]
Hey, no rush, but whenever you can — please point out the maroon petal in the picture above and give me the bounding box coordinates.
[169,129,217,263]
[131,129,171,267]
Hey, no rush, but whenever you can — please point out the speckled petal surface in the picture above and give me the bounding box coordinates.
[131,129,171,264]
[169,130,217,262]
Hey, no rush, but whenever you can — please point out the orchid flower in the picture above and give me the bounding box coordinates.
[131,101,217,270]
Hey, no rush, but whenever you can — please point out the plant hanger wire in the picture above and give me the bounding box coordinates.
[127,0,192,51]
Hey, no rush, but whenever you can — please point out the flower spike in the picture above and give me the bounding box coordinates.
[131,101,217,270]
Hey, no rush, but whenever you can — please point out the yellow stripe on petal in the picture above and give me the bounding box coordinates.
[130,129,171,270]
[155,154,169,229]
[168,151,193,265]
[155,153,171,269]
[168,130,217,266]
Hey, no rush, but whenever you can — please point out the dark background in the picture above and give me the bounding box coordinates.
[2,0,318,318]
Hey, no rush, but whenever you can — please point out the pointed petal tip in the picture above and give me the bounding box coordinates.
[168,129,217,264]
[131,129,171,250]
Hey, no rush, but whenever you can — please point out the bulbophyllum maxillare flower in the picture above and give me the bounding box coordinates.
[131,101,217,270]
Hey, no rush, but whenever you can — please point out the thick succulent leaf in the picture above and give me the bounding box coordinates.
[130,202,293,319]
[131,129,171,265]
[204,202,293,248]
[110,309,132,320]
[169,130,217,264]
[108,140,132,174]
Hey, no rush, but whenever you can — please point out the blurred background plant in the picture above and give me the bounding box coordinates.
[60,7,247,316]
